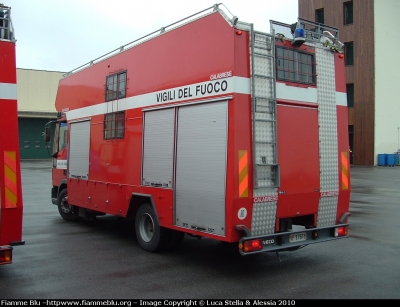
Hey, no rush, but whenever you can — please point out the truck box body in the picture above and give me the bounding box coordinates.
[0,4,24,264]
[50,4,350,255]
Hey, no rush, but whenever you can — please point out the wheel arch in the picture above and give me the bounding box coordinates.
[52,178,68,204]
[57,178,68,197]
[126,193,158,221]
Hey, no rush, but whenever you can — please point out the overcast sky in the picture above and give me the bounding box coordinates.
[5,0,298,72]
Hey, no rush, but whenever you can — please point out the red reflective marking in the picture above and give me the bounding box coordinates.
[239,173,248,196]
[239,151,248,172]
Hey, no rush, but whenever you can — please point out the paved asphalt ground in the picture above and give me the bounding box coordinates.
[0,160,399,299]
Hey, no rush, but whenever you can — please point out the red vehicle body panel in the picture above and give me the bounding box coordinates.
[0,33,24,264]
[276,103,320,219]
[55,12,253,242]
[56,14,241,112]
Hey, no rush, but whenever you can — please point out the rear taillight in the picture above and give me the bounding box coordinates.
[335,226,348,237]
[0,250,12,264]
[240,239,263,253]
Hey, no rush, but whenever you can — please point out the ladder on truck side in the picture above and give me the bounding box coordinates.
[250,27,279,190]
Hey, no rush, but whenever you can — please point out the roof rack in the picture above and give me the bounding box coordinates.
[0,4,15,42]
[270,18,343,51]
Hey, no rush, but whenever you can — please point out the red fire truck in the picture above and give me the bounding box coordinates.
[0,4,24,265]
[46,4,351,255]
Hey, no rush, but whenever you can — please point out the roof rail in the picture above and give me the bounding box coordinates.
[63,3,238,78]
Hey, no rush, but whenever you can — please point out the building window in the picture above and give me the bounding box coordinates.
[344,42,354,66]
[346,83,354,107]
[276,46,316,85]
[105,71,127,101]
[315,8,324,24]
[344,1,353,25]
[348,125,354,164]
[104,111,125,139]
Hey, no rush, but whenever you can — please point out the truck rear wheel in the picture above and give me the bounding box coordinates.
[57,189,80,222]
[135,203,171,252]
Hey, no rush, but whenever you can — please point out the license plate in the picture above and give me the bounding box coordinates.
[289,232,307,243]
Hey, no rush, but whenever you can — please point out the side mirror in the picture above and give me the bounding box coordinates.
[45,127,51,143]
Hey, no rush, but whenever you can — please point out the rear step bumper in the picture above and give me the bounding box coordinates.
[236,223,349,255]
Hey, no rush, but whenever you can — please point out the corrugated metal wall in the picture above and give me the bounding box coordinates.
[18,117,54,159]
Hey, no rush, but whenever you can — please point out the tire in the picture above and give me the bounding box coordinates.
[57,189,80,222]
[135,203,171,252]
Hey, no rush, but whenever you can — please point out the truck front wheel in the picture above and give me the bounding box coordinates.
[57,189,80,222]
[135,203,170,252]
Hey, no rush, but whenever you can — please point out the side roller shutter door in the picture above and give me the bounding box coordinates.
[142,108,174,188]
[68,120,90,180]
[175,101,227,236]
